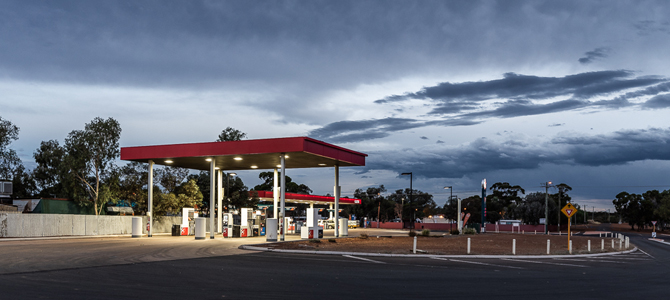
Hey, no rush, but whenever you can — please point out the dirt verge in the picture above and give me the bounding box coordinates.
[266,233,628,255]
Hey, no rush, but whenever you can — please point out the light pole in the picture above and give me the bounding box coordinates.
[401,172,413,227]
[226,172,236,211]
[542,181,552,234]
[557,185,562,232]
[444,186,455,231]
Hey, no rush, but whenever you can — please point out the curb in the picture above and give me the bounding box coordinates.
[0,233,172,242]
[239,244,639,259]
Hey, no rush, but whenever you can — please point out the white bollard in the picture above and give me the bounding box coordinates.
[619,240,622,249]
[413,236,417,254]
[601,239,604,251]
[195,217,206,240]
[535,230,537,235]
[599,233,602,237]
[625,237,629,249]
[467,238,471,254]
[547,239,551,255]
[522,230,524,234]
[513,239,516,255]
[611,239,614,249]
[588,240,591,252]
[132,217,142,238]
[559,231,561,236]
[569,240,572,254]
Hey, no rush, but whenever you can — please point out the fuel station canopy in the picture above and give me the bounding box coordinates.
[120,136,367,170]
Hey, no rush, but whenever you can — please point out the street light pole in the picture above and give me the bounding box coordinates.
[543,181,552,234]
[226,173,236,211]
[401,172,413,228]
[444,186,454,230]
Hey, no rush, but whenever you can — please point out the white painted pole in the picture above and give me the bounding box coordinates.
[280,154,286,242]
[413,236,417,254]
[512,239,516,255]
[467,238,471,254]
[611,239,614,249]
[209,160,215,239]
[625,237,629,249]
[217,169,222,234]
[619,239,622,249]
[588,240,591,252]
[569,240,572,254]
[599,232,602,237]
[601,239,604,250]
[534,230,536,235]
[334,165,340,238]
[457,198,462,233]
[147,160,154,237]
[547,239,550,254]
[273,168,278,219]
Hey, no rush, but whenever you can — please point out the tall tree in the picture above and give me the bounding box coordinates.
[155,166,189,193]
[64,117,122,215]
[0,116,21,181]
[33,140,68,197]
[216,127,246,142]
[253,171,312,194]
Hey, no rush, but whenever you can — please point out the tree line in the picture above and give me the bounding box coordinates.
[613,190,670,231]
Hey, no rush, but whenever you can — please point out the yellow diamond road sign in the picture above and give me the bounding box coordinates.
[562,203,577,218]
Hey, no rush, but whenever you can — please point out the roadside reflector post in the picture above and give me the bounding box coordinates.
[535,230,536,235]
[569,240,572,254]
[588,240,591,252]
[413,236,417,254]
[512,239,516,255]
[611,239,614,249]
[601,239,604,251]
[547,239,551,254]
[625,237,629,249]
[599,233,602,237]
[467,238,471,254]
[619,239,622,249]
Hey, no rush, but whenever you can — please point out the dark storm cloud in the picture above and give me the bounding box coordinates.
[642,94,670,109]
[377,71,666,108]
[308,118,425,143]
[420,136,429,140]
[362,127,670,178]
[462,99,587,119]
[578,47,610,64]
[308,117,482,143]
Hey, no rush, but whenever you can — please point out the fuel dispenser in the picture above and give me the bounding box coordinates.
[254,213,266,236]
[222,212,234,238]
[240,208,254,237]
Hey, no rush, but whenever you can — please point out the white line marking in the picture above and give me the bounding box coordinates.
[431,257,524,269]
[500,258,587,268]
[342,255,386,264]
[636,248,655,259]
[551,258,627,264]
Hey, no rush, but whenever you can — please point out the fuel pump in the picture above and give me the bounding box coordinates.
[240,208,254,237]
[254,211,266,236]
[222,213,234,238]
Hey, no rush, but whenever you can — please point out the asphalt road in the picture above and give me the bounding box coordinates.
[0,228,667,299]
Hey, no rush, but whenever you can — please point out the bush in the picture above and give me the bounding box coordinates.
[449,228,460,235]
[408,230,417,237]
[421,229,431,236]
[328,239,337,243]
[359,233,369,239]
[463,228,476,235]
[309,239,321,243]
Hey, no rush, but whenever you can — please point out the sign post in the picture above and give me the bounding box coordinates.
[561,203,578,253]
[652,221,657,238]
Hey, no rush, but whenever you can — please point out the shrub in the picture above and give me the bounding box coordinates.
[421,229,431,236]
[408,230,417,237]
[463,228,476,235]
[309,239,321,243]
[449,228,460,235]
[359,233,369,239]
[328,239,337,243]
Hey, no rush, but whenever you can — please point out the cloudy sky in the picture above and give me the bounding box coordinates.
[2,0,670,210]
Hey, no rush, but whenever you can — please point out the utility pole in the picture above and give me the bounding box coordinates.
[543,181,551,234]
[584,205,587,223]
[557,186,562,232]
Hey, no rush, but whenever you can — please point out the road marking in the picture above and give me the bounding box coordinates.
[500,258,587,268]
[589,257,650,261]
[551,258,627,264]
[342,255,386,264]
[635,248,655,259]
[431,257,524,270]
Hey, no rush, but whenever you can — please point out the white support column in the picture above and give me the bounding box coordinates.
[310,203,314,209]
[147,160,154,237]
[280,154,286,241]
[334,165,340,238]
[329,204,333,219]
[217,169,223,234]
[209,159,216,239]
[273,168,279,219]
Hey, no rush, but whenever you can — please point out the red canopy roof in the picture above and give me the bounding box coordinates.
[254,190,361,205]
[121,136,367,171]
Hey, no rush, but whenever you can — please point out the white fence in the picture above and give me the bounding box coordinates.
[0,213,182,238]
